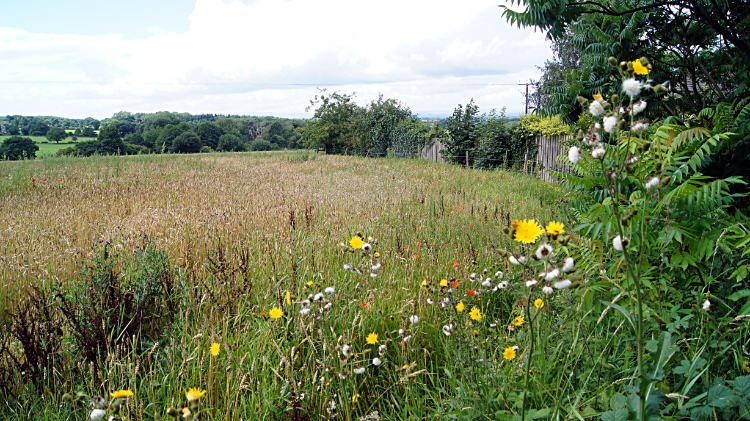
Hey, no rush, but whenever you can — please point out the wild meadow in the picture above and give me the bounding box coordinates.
[1,151,573,420]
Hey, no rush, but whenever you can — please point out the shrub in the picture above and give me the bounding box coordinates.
[250,139,273,151]
[218,133,246,152]
[56,146,80,156]
[0,136,39,160]
[200,146,215,153]
[170,131,202,153]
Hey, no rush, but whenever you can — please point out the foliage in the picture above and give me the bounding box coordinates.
[250,138,274,151]
[390,119,430,158]
[356,94,419,156]
[194,122,225,150]
[170,131,202,154]
[45,127,67,144]
[444,99,481,166]
[97,125,125,155]
[519,114,572,136]
[218,133,246,152]
[301,89,361,154]
[56,146,80,157]
[0,136,38,160]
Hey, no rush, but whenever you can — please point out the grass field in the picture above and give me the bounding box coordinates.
[0,152,573,420]
[0,136,97,157]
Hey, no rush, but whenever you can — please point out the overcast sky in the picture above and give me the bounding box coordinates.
[0,0,552,119]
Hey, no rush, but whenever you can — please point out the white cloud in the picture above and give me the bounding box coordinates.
[0,0,552,118]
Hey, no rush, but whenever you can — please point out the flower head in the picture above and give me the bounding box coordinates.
[110,390,133,399]
[409,315,419,325]
[469,307,482,321]
[593,92,603,102]
[366,333,378,344]
[185,387,207,402]
[456,302,465,312]
[372,357,382,366]
[269,307,284,319]
[554,279,572,289]
[362,243,372,251]
[210,342,220,356]
[350,236,364,249]
[439,279,448,287]
[545,221,565,236]
[589,101,605,116]
[442,324,453,336]
[535,243,554,260]
[562,257,575,273]
[90,409,106,421]
[503,347,517,360]
[612,235,628,251]
[604,116,618,134]
[568,146,582,164]
[352,393,361,403]
[645,177,660,190]
[542,285,554,295]
[622,78,643,97]
[514,219,544,244]
[513,316,524,326]
[633,59,650,75]
[702,300,711,310]
[353,366,366,375]
[534,299,544,309]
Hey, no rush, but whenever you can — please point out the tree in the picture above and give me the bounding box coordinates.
[82,127,96,138]
[97,126,124,155]
[195,122,225,150]
[261,122,287,148]
[218,133,245,152]
[170,132,202,153]
[357,95,417,156]
[157,123,190,149]
[444,100,481,166]
[27,120,49,136]
[301,89,362,154]
[73,128,82,137]
[250,139,274,151]
[83,117,100,130]
[46,127,67,144]
[0,136,39,160]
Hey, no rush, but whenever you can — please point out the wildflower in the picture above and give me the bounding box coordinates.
[545,268,561,282]
[482,278,492,287]
[269,307,284,319]
[185,387,207,402]
[589,101,605,116]
[702,300,711,310]
[210,342,220,356]
[378,344,387,355]
[562,257,575,273]
[467,290,476,296]
[306,281,314,287]
[324,287,335,295]
[285,291,291,305]
[362,243,372,251]
[371,263,381,271]
[456,302,465,312]
[535,243,554,259]
[554,279,572,289]
[568,146,582,164]
[645,177,660,190]
[323,302,332,310]
[110,390,133,399]
[593,92,603,102]
[469,307,482,321]
[633,59,649,75]
[338,371,348,379]
[183,407,192,417]
[514,316,524,326]
[632,100,647,115]
[342,345,351,358]
[592,147,606,159]
[402,364,411,370]
[542,285,554,295]
[526,279,538,287]
[498,281,509,289]
[604,116,618,134]
[366,333,378,344]
[90,409,106,421]
[374,252,380,258]
[631,120,649,134]
[545,221,564,236]
[353,366,366,375]
[426,298,434,305]
[403,335,412,342]
[470,272,477,279]
[453,260,460,267]
[507,325,514,331]
[300,308,310,315]
[534,299,544,309]
[442,324,453,336]
[495,271,503,278]
[440,279,448,287]
[409,315,419,325]
[343,264,352,270]
[452,280,460,288]
[352,393,360,403]
[350,236,364,249]
[339,242,345,247]
[314,293,325,302]
[503,347,517,360]
[622,78,643,97]
[370,272,377,278]
[514,219,544,244]
[372,357,382,366]
[612,235,628,251]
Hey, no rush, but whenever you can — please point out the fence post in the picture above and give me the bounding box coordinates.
[523,149,528,174]
[465,150,469,168]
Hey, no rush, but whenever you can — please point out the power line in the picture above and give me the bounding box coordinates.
[0,80,531,87]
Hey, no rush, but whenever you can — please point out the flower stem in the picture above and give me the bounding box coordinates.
[521,293,534,421]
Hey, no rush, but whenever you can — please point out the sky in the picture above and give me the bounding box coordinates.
[0,0,553,119]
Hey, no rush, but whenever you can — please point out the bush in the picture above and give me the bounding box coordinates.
[250,139,273,151]
[0,136,38,160]
[200,146,215,153]
[218,133,246,152]
[56,146,80,156]
[170,131,202,153]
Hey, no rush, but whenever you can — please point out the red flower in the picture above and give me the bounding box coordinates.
[519,301,527,306]
[467,290,475,296]
[507,325,514,331]
[42,179,46,182]
[452,280,459,288]
[32,178,36,182]
[361,302,370,308]
[453,260,460,267]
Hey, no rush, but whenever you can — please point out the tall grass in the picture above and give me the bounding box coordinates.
[0,151,569,420]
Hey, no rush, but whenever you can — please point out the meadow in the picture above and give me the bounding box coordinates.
[0,151,572,420]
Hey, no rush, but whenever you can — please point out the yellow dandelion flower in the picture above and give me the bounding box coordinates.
[352,393,360,403]
[210,342,220,356]
[503,347,516,360]
[185,387,206,402]
[350,236,364,249]
[421,279,428,286]
[593,92,603,102]
[473,329,479,335]
[269,307,284,319]
[514,316,524,326]
[286,291,291,306]
[338,242,345,247]
[514,219,544,244]
[469,307,481,321]
[456,302,465,312]
[402,364,410,370]
[545,221,565,236]
[633,59,650,75]
[374,252,380,258]
[534,299,544,309]
[110,390,133,399]
[306,281,314,287]
[440,279,448,287]
[182,407,191,417]
[511,219,520,228]
[366,333,378,344]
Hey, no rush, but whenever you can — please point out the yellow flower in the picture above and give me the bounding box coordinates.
[469,307,481,321]
[350,236,364,249]
[593,92,603,102]
[374,252,380,258]
[185,387,206,402]
[182,407,191,417]
[633,59,650,75]
[534,299,544,309]
[514,219,544,244]
[110,390,133,399]
[366,333,378,344]
[421,279,428,286]
[402,364,411,370]
[545,221,565,236]
[514,316,524,326]
[210,342,220,356]
[269,307,283,319]
[352,393,360,403]
[338,242,345,247]
[286,291,291,306]
[456,302,465,312]
[306,281,314,287]
[503,347,516,360]
[439,279,448,287]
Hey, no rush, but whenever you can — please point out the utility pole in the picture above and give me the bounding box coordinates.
[519,82,531,114]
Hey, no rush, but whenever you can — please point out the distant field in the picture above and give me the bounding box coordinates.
[0,135,95,157]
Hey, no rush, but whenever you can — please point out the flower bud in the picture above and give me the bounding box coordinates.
[660,177,671,187]
[608,56,618,67]
[502,227,510,235]
[617,119,627,130]
[653,84,669,93]
[611,94,619,104]
[603,102,612,111]
[627,62,634,74]
[641,141,651,152]
[166,407,180,417]
[619,61,628,71]
[62,393,74,403]
[639,56,650,66]
[576,129,585,140]
[655,161,662,171]
[577,96,589,107]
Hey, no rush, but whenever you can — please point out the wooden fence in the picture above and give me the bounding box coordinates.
[419,135,572,183]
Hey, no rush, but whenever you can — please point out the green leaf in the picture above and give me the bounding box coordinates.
[610,393,627,411]
[601,410,628,421]
[728,290,750,301]
[706,385,734,407]
[733,376,750,397]
[601,301,636,333]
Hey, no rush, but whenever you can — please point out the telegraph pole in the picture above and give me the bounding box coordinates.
[519,82,531,114]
